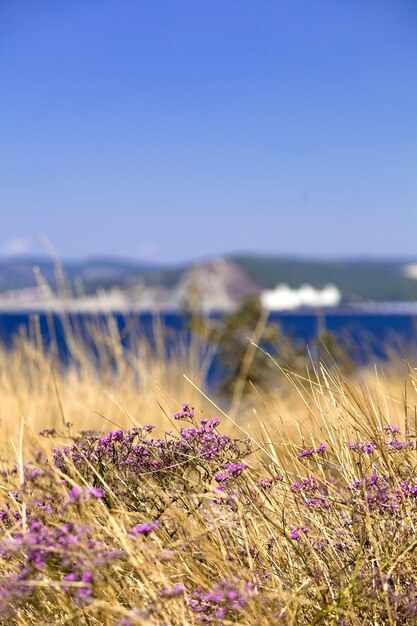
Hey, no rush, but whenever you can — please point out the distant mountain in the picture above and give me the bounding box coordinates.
[0,254,416,309]
[0,256,161,293]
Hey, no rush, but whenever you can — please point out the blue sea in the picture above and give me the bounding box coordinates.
[0,310,416,387]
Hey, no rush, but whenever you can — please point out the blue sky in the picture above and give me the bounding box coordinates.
[0,1,416,262]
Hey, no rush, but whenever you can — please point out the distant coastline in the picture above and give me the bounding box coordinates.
[0,254,417,313]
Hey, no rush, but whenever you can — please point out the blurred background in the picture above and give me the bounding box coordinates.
[0,1,416,402]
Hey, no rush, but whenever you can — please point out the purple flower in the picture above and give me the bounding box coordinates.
[161,583,186,598]
[189,579,256,621]
[132,520,159,535]
[303,496,331,509]
[297,448,314,459]
[225,463,247,477]
[81,571,93,583]
[384,424,400,434]
[214,472,230,483]
[88,487,104,498]
[215,463,246,484]
[173,403,195,420]
[346,442,358,450]
[257,479,274,489]
[386,439,414,451]
[67,487,81,504]
[291,476,319,492]
[297,443,327,459]
[359,442,377,454]
[346,441,377,453]
[289,526,309,540]
[66,486,104,505]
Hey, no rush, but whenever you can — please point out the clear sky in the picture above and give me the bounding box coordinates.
[1,0,416,263]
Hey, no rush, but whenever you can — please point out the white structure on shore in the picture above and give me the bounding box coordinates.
[260,283,341,311]
[403,264,417,279]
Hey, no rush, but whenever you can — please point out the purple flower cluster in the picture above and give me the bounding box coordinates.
[289,526,309,540]
[65,485,104,506]
[0,520,124,614]
[303,496,331,509]
[1,403,417,624]
[346,441,378,453]
[297,443,327,458]
[384,424,401,434]
[291,475,320,492]
[386,438,414,451]
[161,582,186,598]
[290,475,332,509]
[0,407,256,619]
[52,417,251,517]
[214,462,247,483]
[132,520,159,535]
[189,579,256,622]
[346,438,414,454]
[345,471,417,515]
[173,402,195,420]
[397,480,417,498]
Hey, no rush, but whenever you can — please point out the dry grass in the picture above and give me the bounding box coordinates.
[0,319,417,624]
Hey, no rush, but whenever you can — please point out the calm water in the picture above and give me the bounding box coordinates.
[0,310,416,386]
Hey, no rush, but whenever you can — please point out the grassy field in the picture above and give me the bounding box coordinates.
[0,321,416,624]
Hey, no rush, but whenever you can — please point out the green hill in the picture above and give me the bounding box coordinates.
[230,256,417,302]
